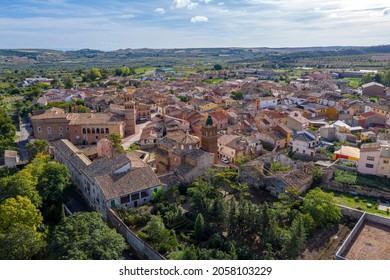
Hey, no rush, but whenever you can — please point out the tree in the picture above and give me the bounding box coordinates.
[63,74,74,89]
[107,134,124,153]
[285,214,306,259]
[128,143,140,152]
[194,213,205,241]
[213,64,223,71]
[0,196,43,232]
[0,195,46,260]
[0,108,17,155]
[26,139,49,159]
[301,188,341,228]
[312,166,323,184]
[86,68,102,81]
[210,197,228,231]
[0,170,42,207]
[231,91,244,100]
[50,212,126,260]
[138,215,178,254]
[37,162,70,205]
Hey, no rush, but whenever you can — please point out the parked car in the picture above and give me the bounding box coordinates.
[221,157,230,164]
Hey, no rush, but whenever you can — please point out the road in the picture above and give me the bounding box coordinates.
[15,116,32,161]
[121,113,157,150]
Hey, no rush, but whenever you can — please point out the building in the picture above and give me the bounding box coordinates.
[333,146,360,162]
[4,150,19,167]
[51,139,164,219]
[376,145,390,178]
[287,111,309,132]
[362,82,386,97]
[201,114,218,159]
[290,130,319,157]
[358,143,381,175]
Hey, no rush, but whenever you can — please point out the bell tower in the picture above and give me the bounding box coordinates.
[201,114,218,160]
[124,101,136,135]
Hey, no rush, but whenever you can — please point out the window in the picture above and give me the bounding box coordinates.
[95,136,99,140]
[47,127,51,132]
[59,127,63,132]
[141,191,149,198]
[131,193,140,201]
[111,200,115,207]
[120,195,130,204]
[48,133,52,139]
[365,163,374,168]
[38,127,42,132]
[82,128,86,134]
[87,128,91,134]
[59,133,64,138]
[105,128,109,134]
[384,160,389,164]
[92,128,95,134]
[367,156,375,161]
[96,128,100,134]
[66,127,69,132]
[101,128,105,134]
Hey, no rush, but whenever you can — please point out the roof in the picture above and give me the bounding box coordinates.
[292,131,316,142]
[211,111,227,122]
[362,82,385,88]
[4,150,17,158]
[218,134,241,146]
[94,154,162,200]
[52,139,92,170]
[67,113,125,125]
[380,145,390,158]
[334,146,360,159]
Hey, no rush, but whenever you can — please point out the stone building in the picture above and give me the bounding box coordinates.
[51,139,164,219]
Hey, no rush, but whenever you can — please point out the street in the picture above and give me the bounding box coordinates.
[15,116,32,161]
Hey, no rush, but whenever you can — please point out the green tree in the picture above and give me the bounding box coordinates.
[26,139,49,159]
[139,215,178,254]
[107,134,124,153]
[194,213,205,241]
[0,196,43,231]
[0,108,17,155]
[63,74,74,89]
[87,68,102,81]
[0,191,45,260]
[302,188,341,228]
[128,143,140,152]
[210,197,228,231]
[231,91,244,100]
[50,212,126,260]
[213,64,223,71]
[37,162,70,205]
[0,170,42,207]
[285,214,306,259]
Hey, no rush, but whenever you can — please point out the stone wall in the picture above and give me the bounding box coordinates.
[326,182,390,200]
[106,208,165,260]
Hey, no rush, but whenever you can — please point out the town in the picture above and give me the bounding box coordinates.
[1,50,390,260]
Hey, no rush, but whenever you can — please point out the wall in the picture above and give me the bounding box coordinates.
[106,208,165,260]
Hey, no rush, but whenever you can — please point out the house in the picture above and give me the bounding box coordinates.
[358,142,381,175]
[256,96,279,109]
[211,111,228,130]
[287,111,309,132]
[51,139,165,219]
[256,130,287,149]
[333,146,360,162]
[4,150,19,167]
[290,131,319,157]
[362,82,386,97]
[377,145,390,178]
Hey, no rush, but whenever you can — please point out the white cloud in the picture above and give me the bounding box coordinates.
[383,8,390,16]
[191,16,209,23]
[154,8,166,14]
[218,2,224,5]
[201,0,212,3]
[218,9,229,13]
[171,0,198,10]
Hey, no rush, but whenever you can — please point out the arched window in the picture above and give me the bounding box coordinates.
[101,128,104,134]
[82,128,86,134]
[87,128,91,134]
[92,128,95,134]
[105,128,109,134]
[96,128,100,134]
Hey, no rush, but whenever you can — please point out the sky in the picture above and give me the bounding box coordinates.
[0,0,390,50]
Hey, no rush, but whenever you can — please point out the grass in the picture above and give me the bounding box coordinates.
[343,78,361,88]
[332,191,390,217]
[334,169,390,191]
[134,67,156,74]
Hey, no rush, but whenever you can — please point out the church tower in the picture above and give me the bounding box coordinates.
[201,114,218,160]
[124,101,136,135]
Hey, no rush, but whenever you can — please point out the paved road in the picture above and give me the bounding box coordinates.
[121,120,151,150]
[15,117,32,161]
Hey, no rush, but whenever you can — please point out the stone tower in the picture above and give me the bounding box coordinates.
[124,101,136,135]
[201,114,218,160]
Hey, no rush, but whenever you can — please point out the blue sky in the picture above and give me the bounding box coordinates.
[1,0,389,50]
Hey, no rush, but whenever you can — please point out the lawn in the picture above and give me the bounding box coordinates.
[343,78,361,88]
[332,192,390,217]
[134,67,155,74]
[334,169,390,192]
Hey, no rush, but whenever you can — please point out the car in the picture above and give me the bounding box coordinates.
[221,157,230,164]
[136,117,147,124]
